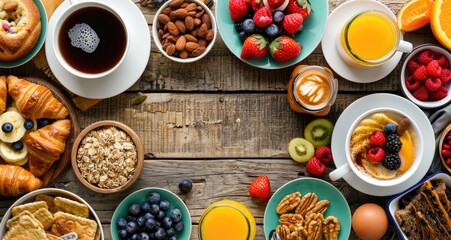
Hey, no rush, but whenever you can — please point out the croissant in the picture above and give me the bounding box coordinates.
[0,75,7,113]
[0,164,43,197]
[6,75,69,120]
[24,119,71,177]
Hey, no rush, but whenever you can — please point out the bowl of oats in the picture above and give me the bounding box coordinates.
[71,120,144,194]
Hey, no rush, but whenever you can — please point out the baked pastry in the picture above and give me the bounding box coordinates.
[6,75,69,119]
[54,196,90,218]
[0,0,42,61]
[24,119,71,177]
[0,164,42,197]
[3,213,48,240]
[0,75,6,113]
[51,211,98,240]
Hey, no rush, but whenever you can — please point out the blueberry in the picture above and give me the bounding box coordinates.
[242,19,255,34]
[128,203,141,216]
[156,210,166,221]
[265,24,279,38]
[2,122,13,133]
[136,216,146,228]
[141,202,151,213]
[162,217,172,229]
[383,123,397,134]
[143,212,154,220]
[273,10,284,23]
[178,179,193,193]
[238,31,248,42]
[154,228,167,240]
[173,220,184,232]
[154,0,165,4]
[149,203,160,215]
[116,217,127,229]
[148,232,155,240]
[168,236,177,240]
[145,218,158,231]
[170,208,182,223]
[126,215,136,222]
[166,227,176,237]
[118,229,128,239]
[159,200,170,211]
[23,120,34,130]
[130,233,139,240]
[138,232,150,240]
[37,119,51,128]
[11,141,23,151]
[126,221,138,234]
[148,192,161,204]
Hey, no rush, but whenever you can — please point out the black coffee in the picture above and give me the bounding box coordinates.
[59,7,127,74]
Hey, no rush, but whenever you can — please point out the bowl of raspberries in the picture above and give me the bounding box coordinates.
[400,44,451,109]
[219,0,329,69]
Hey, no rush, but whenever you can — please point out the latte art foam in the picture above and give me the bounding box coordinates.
[68,23,100,53]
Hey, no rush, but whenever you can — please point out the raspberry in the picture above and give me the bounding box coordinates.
[383,154,401,170]
[385,134,402,153]
[407,59,421,74]
[412,65,429,81]
[426,60,442,77]
[425,77,442,92]
[315,146,333,165]
[306,157,326,176]
[412,86,430,101]
[369,131,386,147]
[440,68,451,84]
[417,50,434,65]
[429,86,449,100]
[367,147,386,163]
[435,54,449,69]
[405,76,420,91]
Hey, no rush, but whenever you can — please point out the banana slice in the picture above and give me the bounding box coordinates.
[6,107,19,113]
[373,113,397,125]
[0,141,28,166]
[360,119,384,130]
[353,126,380,136]
[0,111,26,143]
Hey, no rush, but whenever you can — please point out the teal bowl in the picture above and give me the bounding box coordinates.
[215,0,328,69]
[263,177,351,239]
[0,0,47,68]
[111,187,192,240]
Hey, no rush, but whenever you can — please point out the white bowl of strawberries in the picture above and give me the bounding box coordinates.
[400,44,451,109]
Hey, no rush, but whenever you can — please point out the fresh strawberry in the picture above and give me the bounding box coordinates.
[229,0,250,23]
[315,146,333,165]
[269,36,301,62]
[253,6,273,28]
[412,65,429,81]
[426,60,442,77]
[246,0,264,12]
[285,0,311,19]
[425,77,442,92]
[369,131,386,147]
[241,34,268,60]
[306,157,326,176]
[407,60,421,75]
[417,50,434,65]
[367,147,385,163]
[267,0,286,9]
[282,13,303,34]
[412,86,429,101]
[249,176,271,203]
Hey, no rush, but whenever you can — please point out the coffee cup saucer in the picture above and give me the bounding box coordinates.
[321,0,403,83]
[331,93,435,196]
[45,0,150,99]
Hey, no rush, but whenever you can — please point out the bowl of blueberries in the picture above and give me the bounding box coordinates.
[111,187,192,240]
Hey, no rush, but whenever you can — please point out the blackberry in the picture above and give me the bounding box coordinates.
[385,134,402,153]
[383,123,397,134]
[234,22,243,32]
[383,154,401,170]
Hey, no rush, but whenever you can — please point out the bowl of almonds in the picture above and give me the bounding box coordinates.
[152,0,217,63]
[71,120,144,194]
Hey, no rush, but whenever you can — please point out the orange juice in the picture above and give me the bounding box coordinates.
[199,200,256,240]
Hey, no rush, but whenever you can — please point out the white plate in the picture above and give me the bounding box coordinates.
[321,0,403,83]
[45,0,150,99]
[331,93,435,196]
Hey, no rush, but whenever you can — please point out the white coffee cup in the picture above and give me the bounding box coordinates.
[329,107,423,187]
[53,0,129,79]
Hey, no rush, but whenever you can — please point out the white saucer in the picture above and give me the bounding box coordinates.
[331,93,435,196]
[45,0,150,99]
[321,0,403,83]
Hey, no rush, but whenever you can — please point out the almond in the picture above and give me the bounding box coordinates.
[190,28,198,37]
[162,7,172,16]
[191,46,206,57]
[166,44,176,56]
[197,23,208,38]
[184,34,198,43]
[170,8,188,19]
[185,16,195,31]
[175,20,186,34]
[4,2,18,12]
[185,3,197,12]
[181,2,189,8]
[205,30,214,42]
[195,9,205,18]
[175,35,187,51]
[169,0,184,9]
[187,11,197,17]
[186,42,200,52]
[198,39,207,47]
[194,18,202,26]
[167,22,180,36]
[201,14,211,29]
[167,35,179,43]
[158,29,164,39]
[179,50,189,59]
[162,42,172,51]
[158,14,171,25]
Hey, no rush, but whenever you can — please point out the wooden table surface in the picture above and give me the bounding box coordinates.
[0,0,440,239]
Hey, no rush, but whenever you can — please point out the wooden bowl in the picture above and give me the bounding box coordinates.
[71,120,144,194]
[439,124,451,173]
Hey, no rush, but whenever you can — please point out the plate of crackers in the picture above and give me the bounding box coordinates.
[263,177,351,240]
[0,188,103,239]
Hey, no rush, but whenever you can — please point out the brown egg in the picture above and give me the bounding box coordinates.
[352,203,388,240]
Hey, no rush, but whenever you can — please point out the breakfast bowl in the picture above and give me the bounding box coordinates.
[152,0,217,63]
[0,188,104,239]
[216,0,328,69]
[71,120,144,194]
[439,124,451,173]
[263,177,351,240]
[111,187,192,240]
[387,172,451,239]
[400,44,451,109]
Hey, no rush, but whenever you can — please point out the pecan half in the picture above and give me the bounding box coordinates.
[276,192,302,214]
[323,216,340,240]
[295,193,318,216]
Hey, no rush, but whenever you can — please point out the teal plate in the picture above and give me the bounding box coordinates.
[215,0,328,69]
[264,177,351,239]
[111,187,192,240]
[0,0,47,68]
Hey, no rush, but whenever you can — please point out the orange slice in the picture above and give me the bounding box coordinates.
[431,0,451,50]
[397,0,433,32]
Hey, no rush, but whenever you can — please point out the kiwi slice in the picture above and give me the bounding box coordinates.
[304,119,334,147]
[288,138,315,163]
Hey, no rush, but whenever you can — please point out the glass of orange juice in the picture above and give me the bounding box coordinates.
[198,200,256,240]
[336,10,412,68]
